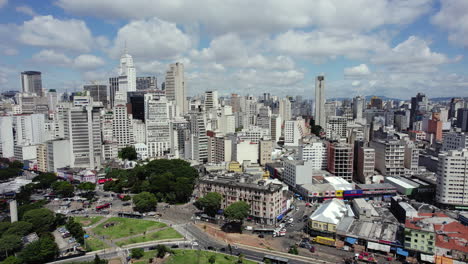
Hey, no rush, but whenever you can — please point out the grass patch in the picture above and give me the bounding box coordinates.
[116,228,183,246]
[165,250,257,264]
[92,217,166,239]
[84,235,109,252]
[74,216,104,227]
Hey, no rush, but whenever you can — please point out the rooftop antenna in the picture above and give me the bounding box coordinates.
[124,40,128,55]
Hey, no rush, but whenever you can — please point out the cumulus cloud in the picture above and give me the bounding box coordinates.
[233,69,304,87]
[32,49,72,66]
[109,17,191,60]
[18,15,94,52]
[432,0,468,47]
[31,49,106,70]
[73,54,106,70]
[344,64,371,76]
[272,30,387,61]
[57,0,432,34]
[0,0,7,8]
[16,5,37,16]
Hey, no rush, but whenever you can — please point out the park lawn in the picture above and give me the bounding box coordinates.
[165,250,257,264]
[74,216,104,227]
[84,235,109,252]
[92,217,166,239]
[116,228,183,246]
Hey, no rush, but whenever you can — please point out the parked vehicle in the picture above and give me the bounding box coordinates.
[312,236,335,247]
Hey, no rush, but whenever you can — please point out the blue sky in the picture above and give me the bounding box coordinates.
[0,0,467,99]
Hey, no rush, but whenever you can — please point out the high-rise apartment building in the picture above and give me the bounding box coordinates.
[456,108,468,132]
[356,146,375,184]
[284,119,306,147]
[145,94,174,158]
[259,139,273,166]
[21,71,43,96]
[299,140,327,170]
[436,149,468,207]
[0,116,14,158]
[326,116,347,140]
[370,139,405,176]
[270,114,282,143]
[353,96,365,122]
[204,90,219,111]
[314,75,326,128]
[84,84,108,107]
[136,76,157,90]
[109,77,119,108]
[327,142,354,182]
[279,98,292,123]
[442,132,468,151]
[113,103,134,150]
[165,63,187,115]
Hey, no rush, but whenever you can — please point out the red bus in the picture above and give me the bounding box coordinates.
[96,203,111,210]
[98,178,112,184]
[117,194,127,200]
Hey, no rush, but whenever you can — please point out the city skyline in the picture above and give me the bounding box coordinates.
[0,0,467,99]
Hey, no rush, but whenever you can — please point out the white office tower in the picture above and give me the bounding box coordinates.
[299,140,327,170]
[279,98,292,123]
[218,106,236,135]
[132,120,146,144]
[204,90,219,111]
[326,116,348,140]
[118,50,136,92]
[356,146,375,184]
[442,132,468,151]
[270,114,282,143]
[47,90,58,111]
[436,149,468,206]
[113,104,134,150]
[13,114,46,145]
[185,113,208,163]
[370,139,405,176]
[213,136,232,163]
[165,63,187,115]
[145,94,174,158]
[256,105,271,129]
[284,119,307,147]
[353,96,365,123]
[21,71,43,97]
[0,116,14,158]
[46,139,71,172]
[238,125,270,143]
[314,75,326,128]
[403,139,419,171]
[232,139,259,165]
[61,101,102,169]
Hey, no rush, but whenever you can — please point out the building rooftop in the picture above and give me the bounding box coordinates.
[386,177,418,189]
[309,198,347,225]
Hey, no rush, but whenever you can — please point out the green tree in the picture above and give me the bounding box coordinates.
[130,248,144,259]
[1,256,22,264]
[155,245,171,258]
[0,234,22,256]
[264,259,272,264]
[237,253,244,264]
[65,217,85,244]
[19,236,59,264]
[93,254,107,264]
[77,182,96,191]
[118,146,138,160]
[224,201,250,222]
[54,213,67,226]
[0,222,11,234]
[4,221,33,236]
[208,255,216,264]
[133,192,157,212]
[288,245,299,255]
[33,173,57,189]
[194,192,223,217]
[23,208,55,233]
[51,181,74,197]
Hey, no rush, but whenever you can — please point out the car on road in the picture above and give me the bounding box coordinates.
[258,234,265,238]
[122,202,131,206]
[207,246,214,251]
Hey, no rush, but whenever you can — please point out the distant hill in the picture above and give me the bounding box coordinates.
[328,96,467,102]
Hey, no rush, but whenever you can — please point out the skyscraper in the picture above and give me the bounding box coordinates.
[84,84,108,106]
[21,71,43,96]
[119,50,136,92]
[204,90,219,111]
[314,75,326,128]
[136,76,157,90]
[165,63,187,115]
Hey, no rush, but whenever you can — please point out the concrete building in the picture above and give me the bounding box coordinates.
[283,160,315,187]
[442,131,468,151]
[270,114,282,143]
[204,90,218,111]
[197,174,288,225]
[309,198,347,235]
[14,144,37,162]
[299,140,327,170]
[370,139,405,176]
[279,98,292,123]
[327,142,354,182]
[0,116,14,158]
[165,62,187,115]
[213,136,232,163]
[284,119,306,147]
[84,84,108,107]
[356,146,375,184]
[112,103,134,150]
[46,139,71,172]
[259,139,273,166]
[326,116,347,140]
[256,105,271,130]
[145,94,174,158]
[21,71,42,96]
[118,50,137,92]
[314,75,326,128]
[353,96,365,122]
[456,108,468,132]
[186,113,209,163]
[13,114,46,146]
[36,144,47,172]
[404,140,419,171]
[232,140,258,165]
[108,76,119,108]
[238,125,270,143]
[436,149,468,207]
[134,143,148,160]
[136,76,157,90]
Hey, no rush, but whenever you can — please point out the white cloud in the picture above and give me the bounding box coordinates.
[233,69,304,87]
[0,0,7,8]
[371,36,450,72]
[73,54,105,70]
[3,48,18,56]
[344,64,371,76]
[431,0,468,47]
[32,49,72,66]
[109,17,191,60]
[18,15,94,52]
[16,5,37,16]
[57,0,432,34]
[272,30,387,61]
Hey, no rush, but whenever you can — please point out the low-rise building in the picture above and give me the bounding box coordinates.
[308,198,348,236]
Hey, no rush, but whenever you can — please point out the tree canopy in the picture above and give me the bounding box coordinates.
[4,221,33,236]
[195,192,223,217]
[133,192,157,212]
[0,234,22,256]
[19,236,58,264]
[22,208,55,233]
[32,173,57,189]
[118,146,138,161]
[103,159,198,204]
[224,201,250,222]
[77,182,96,192]
[130,248,144,259]
[51,181,74,197]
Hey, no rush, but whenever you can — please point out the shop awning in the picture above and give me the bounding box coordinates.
[345,237,357,244]
[420,254,434,263]
[367,241,391,252]
[396,248,409,257]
